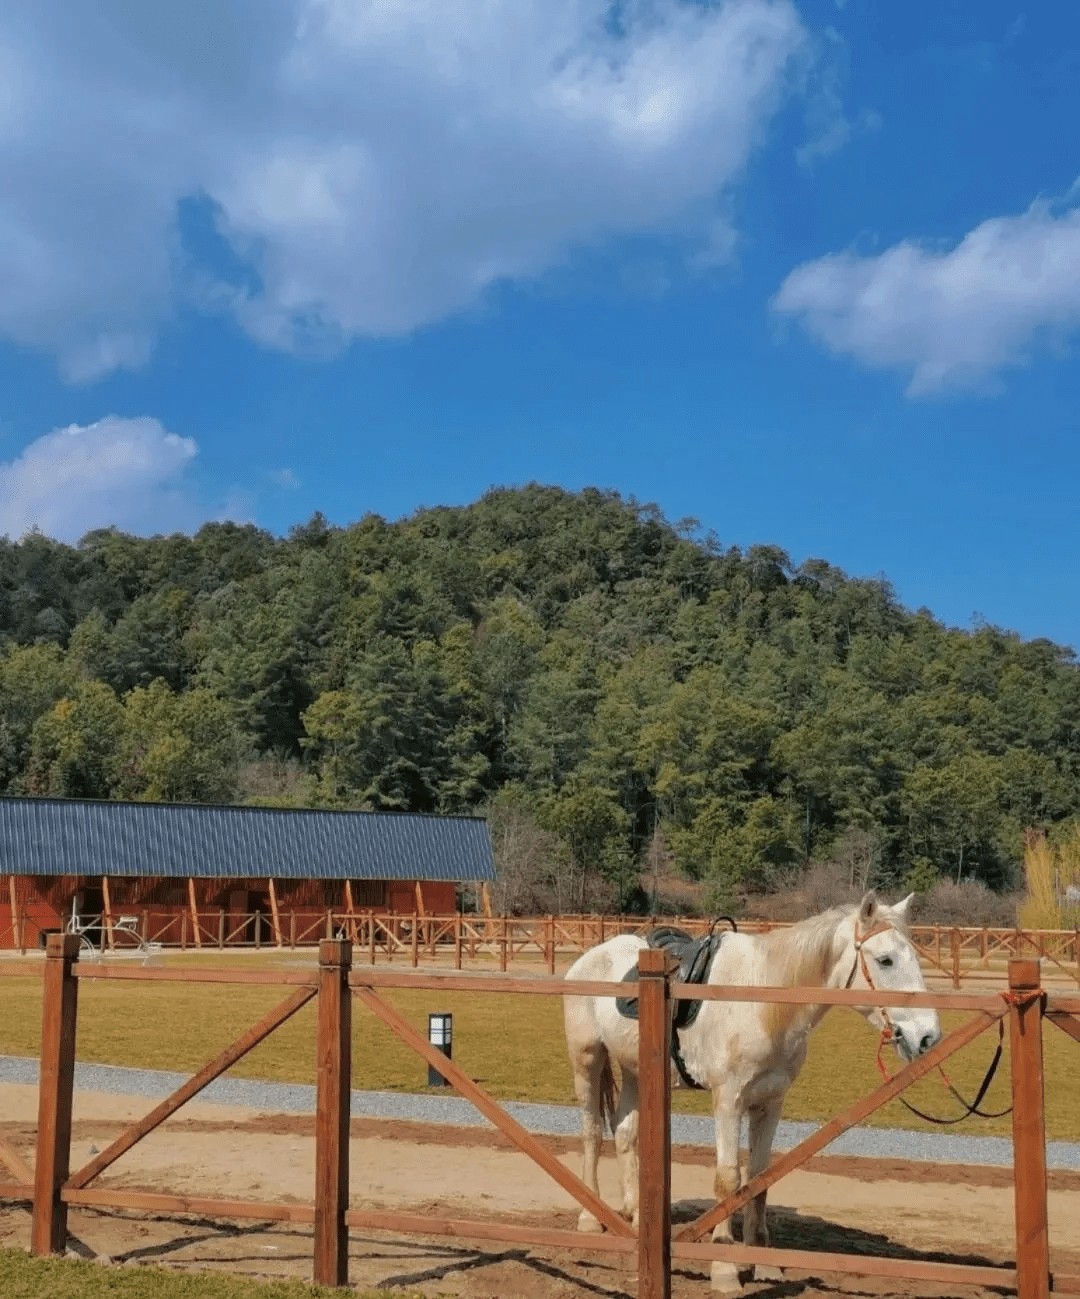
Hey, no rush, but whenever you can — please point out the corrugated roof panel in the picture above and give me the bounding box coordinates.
[0,797,496,882]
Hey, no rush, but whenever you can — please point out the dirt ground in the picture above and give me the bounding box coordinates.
[2,1083,1079,1299]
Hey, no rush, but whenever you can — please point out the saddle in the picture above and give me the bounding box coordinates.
[614,918,737,1089]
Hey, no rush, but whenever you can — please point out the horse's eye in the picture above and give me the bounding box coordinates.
[876,956,894,968]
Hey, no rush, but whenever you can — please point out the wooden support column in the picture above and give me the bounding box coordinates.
[414,882,427,952]
[9,874,23,953]
[268,879,282,948]
[31,934,81,1256]
[344,881,356,945]
[637,947,672,1299]
[101,875,114,951]
[188,878,202,949]
[1008,958,1049,1299]
[314,938,352,1287]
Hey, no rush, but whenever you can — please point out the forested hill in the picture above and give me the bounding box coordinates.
[2,484,1077,902]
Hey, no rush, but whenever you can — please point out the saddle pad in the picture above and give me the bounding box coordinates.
[614,926,719,1031]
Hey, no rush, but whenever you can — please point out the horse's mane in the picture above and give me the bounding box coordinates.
[757,902,897,1036]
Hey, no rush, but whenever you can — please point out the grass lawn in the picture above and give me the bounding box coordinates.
[0,1249,426,1299]
[0,959,1076,1141]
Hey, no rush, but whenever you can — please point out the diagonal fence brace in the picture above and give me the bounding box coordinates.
[352,983,634,1238]
[677,1007,1007,1243]
[1047,1009,1080,1047]
[0,1137,33,1185]
[67,983,317,1190]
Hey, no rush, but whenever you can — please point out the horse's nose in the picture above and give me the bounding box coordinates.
[919,1031,939,1055]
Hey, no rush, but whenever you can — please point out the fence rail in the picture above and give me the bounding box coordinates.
[1,938,1078,1297]
[11,909,1079,986]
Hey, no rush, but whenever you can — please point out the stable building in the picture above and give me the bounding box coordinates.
[0,796,496,950]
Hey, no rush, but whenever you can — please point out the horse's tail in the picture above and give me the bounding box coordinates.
[599,1053,619,1136]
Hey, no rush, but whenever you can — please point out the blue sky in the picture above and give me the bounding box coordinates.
[2,2,1079,645]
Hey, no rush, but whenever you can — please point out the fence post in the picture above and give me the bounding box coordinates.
[950,928,961,989]
[31,934,81,1256]
[546,914,556,975]
[637,947,672,1299]
[499,915,508,973]
[454,913,463,970]
[314,937,352,1287]
[1008,958,1049,1299]
[411,915,419,968]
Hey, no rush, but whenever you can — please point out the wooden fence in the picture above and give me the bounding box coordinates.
[18,908,1080,987]
[1,937,1079,1297]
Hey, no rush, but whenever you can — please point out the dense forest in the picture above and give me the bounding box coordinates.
[2,485,1078,910]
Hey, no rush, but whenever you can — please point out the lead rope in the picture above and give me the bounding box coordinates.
[854,919,1014,1125]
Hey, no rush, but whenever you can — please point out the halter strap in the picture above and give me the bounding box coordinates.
[843,918,895,992]
[853,914,1013,1124]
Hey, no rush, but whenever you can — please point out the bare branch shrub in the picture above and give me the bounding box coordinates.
[236,752,307,804]
[909,879,1020,927]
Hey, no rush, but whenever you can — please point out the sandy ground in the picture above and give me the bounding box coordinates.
[2,1082,1079,1298]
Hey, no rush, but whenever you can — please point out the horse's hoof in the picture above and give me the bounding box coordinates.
[577,1211,605,1234]
[709,1261,743,1293]
[754,1265,786,1283]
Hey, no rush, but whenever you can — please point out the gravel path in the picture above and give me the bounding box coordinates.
[3,1054,1078,1169]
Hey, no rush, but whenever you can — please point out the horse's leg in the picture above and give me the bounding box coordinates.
[709,1090,743,1294]
[744,1097,784,1280]
[572,1043,608,1233]
[612,1066,639,1225]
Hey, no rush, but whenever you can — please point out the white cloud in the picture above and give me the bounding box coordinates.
[0,0,808,378]
[271,467,300,489]
[772,193,1080,394]
[0,417,200,541]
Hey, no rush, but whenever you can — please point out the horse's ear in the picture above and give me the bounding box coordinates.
[858,890,878,923]
[891,892,915,920]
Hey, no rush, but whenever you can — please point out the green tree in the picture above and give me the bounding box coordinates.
[25,681,125,798]
[114,679,242,803]
[901,752,1007,885]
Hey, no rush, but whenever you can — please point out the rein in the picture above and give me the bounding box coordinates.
[850,917,1012,1125]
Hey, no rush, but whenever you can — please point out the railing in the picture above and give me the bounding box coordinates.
[10,911,1078,986]
[0,938,1077,1298]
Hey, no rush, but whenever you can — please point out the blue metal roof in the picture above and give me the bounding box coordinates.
[0,797,496,882]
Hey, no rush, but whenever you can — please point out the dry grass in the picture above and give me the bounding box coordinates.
[1021,830,1080,931]
[1,958,1077,1142]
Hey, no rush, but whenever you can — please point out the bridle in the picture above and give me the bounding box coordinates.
[847,914,1011,1125]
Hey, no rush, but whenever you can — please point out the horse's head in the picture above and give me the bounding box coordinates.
[839,891,941,1060]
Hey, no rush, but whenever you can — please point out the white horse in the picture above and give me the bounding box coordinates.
[563,891,940,1292]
